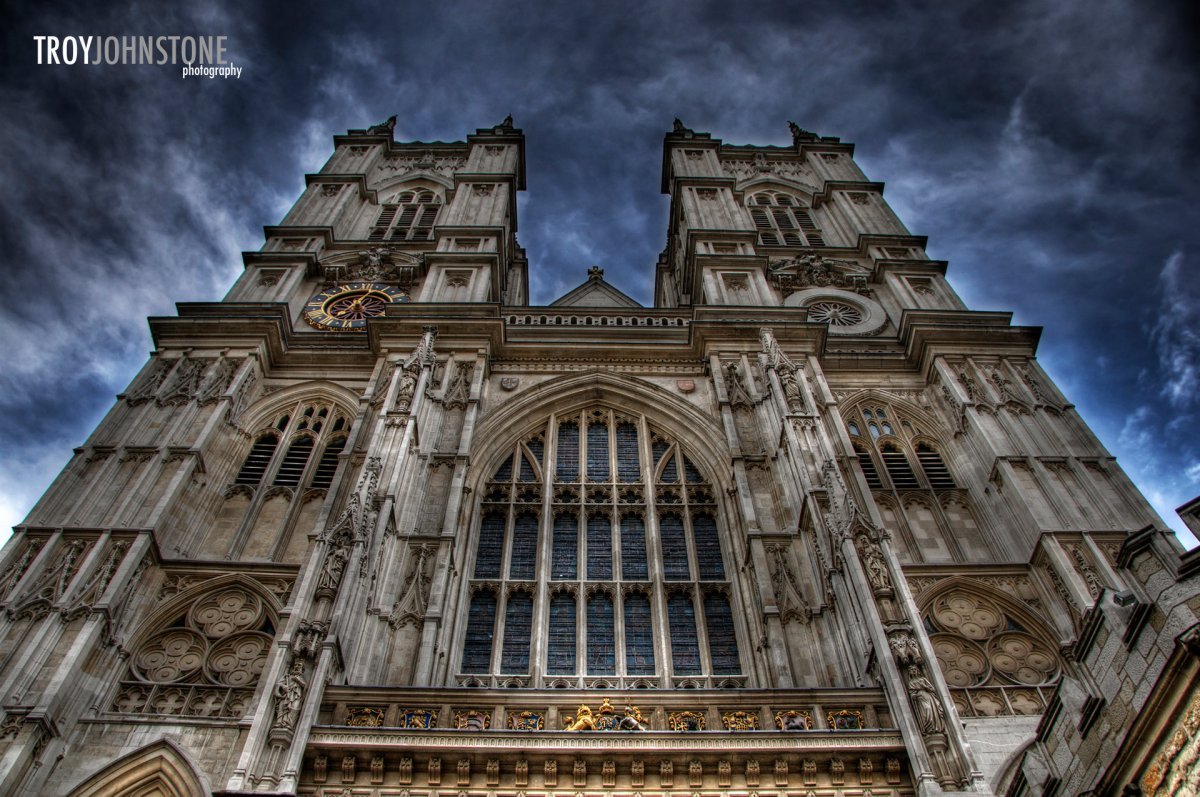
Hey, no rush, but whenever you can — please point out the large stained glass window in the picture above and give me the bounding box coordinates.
[461,408,743,687]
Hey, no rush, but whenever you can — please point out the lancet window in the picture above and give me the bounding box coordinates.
[459,408,744,688]
[369,189,440,242]
[747,191,825,247]
[233,403,350,492]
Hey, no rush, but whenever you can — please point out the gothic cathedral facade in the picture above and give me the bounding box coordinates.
[2,118,1199,797]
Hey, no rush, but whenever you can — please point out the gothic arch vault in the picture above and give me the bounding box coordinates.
[67,738,210,797]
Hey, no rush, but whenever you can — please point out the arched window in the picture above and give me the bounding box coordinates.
[459,408,743,687]
[845,401,957,494]
[233,402,353,491]
[369,189,440,242]
[748,191,825,247]
[110,583,276,719]
[923,586,1062,717]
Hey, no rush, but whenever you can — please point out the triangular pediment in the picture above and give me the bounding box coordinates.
[549,268,642,308]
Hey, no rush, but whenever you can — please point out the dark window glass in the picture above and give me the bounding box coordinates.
[587,512,613,579]
[310,437,345,489]
[692,513,725,580]
[547,592,576,674]
[668,592,701,674]
[916,444,956,489]
[587,592,615,674]
[624,593,655,675]
[509,513,538,579]
[660,514,690,580]
[551,512,578,580]
[500,590,533,673]
[881,446,919,489]
[616,422,640,482]
[492,454,513,482]
[461,590,496,673]
[557,422,579,481]
[475,513,505,578]
[704,591,741,674]
[587,421,610,481]
[620,514,648,580]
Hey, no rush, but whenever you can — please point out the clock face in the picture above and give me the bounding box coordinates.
[303,282,409,331]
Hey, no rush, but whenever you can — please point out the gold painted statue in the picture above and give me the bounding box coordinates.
[564,704,598,731]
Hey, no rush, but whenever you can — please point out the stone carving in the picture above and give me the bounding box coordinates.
[768,254,868,295]
[766,544,810,624]
[195,357,240,405]
[157,357,213,406]
[721,710,760,731]
[855,531,892,594]
[22,538,88,605]
[721,156,813,182]
[1068,543,1103,599]
[775,709,812,730]
[668,710,706,731]
[0,540,43,600]
[125,359,172,405]
[320,183,342,197]
[393,363,420,414]
[564,703,597,730]
[367,115,396,135]
[443,361,474,410]
[746,759,760,786]
[377,150,466,177]
[73,540,130,607]
[272,658,306,732]
[389,545,435,628]
[292,619,326,659]
[906,670,946,735]
[507,710,544,730]
[453,709,491,730]
[789,120,818,143]
[544,759,557,786]
[724,361,754,408]
[759,327,809,413]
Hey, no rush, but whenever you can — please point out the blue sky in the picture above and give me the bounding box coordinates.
[1,0,1198,544]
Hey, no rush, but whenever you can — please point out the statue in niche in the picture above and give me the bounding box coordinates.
[394,363,419,413]
[317,542,350,593]
[907,668,946,735]
[272,658,306,731]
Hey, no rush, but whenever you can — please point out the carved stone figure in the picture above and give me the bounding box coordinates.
[907,668,946,735]
[272,659,306,731]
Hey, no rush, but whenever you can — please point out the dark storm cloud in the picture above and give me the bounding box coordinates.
[1,0,1197,541]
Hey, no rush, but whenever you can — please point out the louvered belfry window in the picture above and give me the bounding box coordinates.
[748,191,825,247]
[369,190,440,242]
[460,408,744,686]
[232,402,351,491]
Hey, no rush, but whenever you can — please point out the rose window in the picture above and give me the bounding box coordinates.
[806,300,863,326]
[112,585,275,719]
[923,587,1061,717]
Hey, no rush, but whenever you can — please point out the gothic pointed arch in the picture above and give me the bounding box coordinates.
[470,370,731,491]
[68,738,209,797]
[917,577,1063,718]
[456,372,750,689]
[235,380,360,436]
[108,575,281,720]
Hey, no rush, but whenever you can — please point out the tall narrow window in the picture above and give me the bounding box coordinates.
[692,513,724,580]
[587,513,613,579]
[509,513,538,579]
[461,590,497,673]
[660,514,690,580]
[310,437,345,489]
[475,513,505,578]
[587,421,610,481]
[273,436,314,486]
[557,422,579,481]
[369,190,440,242]
[748,192,825,247]
[235,434,279,484]
[552,512,578,580]
[855,445,883,488]
[916,443,956,489]
[587,592,615,674]
[465,409,744,685]
[500,590,533,673]
[881,445,919,489]
[620,514,648,580]
[547,592,577,674]
[616,422,640,482]
[704,590,741,674]
[624,592,655,675]
[668,591,701,675]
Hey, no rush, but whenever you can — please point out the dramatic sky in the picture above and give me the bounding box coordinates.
[1,1,1198,544]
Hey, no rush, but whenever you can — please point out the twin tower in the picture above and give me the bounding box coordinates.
[1,117,1198,797]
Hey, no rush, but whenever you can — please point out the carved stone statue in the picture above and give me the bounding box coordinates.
[272,659,306,731]
[907,668,946,735]
[394,364,419,413]
[317,543,350,593]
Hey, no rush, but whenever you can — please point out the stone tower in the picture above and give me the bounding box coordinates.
[1,117,1197,797]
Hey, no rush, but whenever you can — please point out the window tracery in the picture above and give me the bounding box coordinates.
[459,408,743,687]
[747,191,825,247]
[234,402,351,493]
[370,189,441,242]
[110,583,277,719]
[923,586,1061,717]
